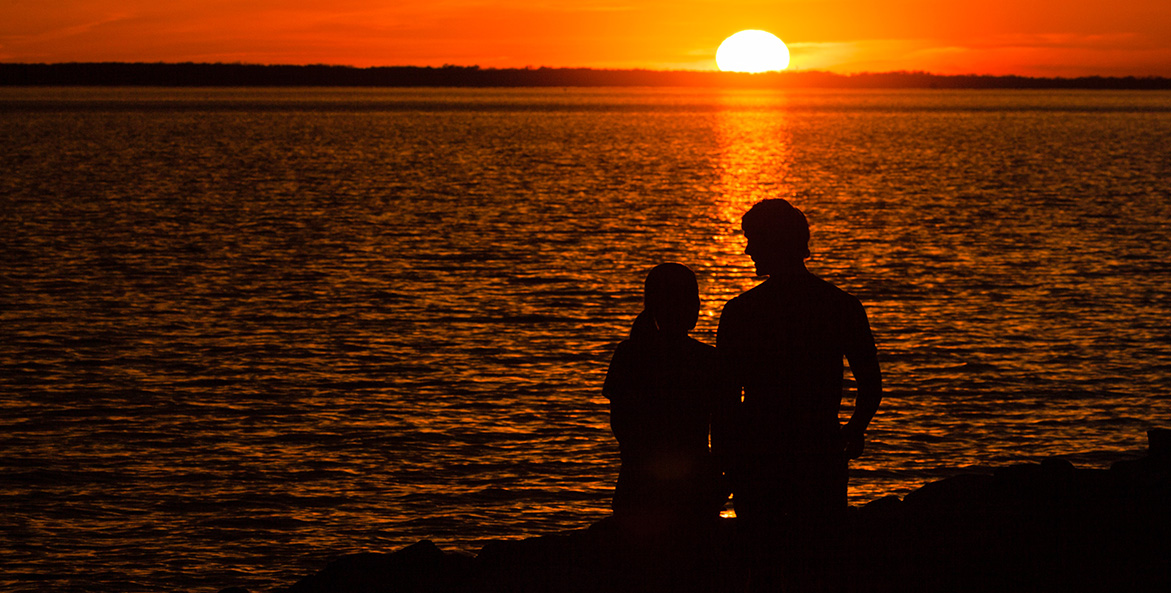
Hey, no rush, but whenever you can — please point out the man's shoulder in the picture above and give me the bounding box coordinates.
[721,275,865,321]
[724,280,769,308]
[808,274,862,304]
[720,283,763,326]
[725,274,858,302]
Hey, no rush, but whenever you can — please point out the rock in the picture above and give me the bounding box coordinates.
[900,472,997,513]
[860,494,903,517]
[281,540,473,593]
[272,430,1171,592]
[1149,427,1171,458]
[1041,456,1076,475]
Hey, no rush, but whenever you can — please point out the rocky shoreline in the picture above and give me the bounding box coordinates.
[227,429,1170,592]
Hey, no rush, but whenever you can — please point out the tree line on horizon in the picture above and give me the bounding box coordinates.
[2,62,1169,89]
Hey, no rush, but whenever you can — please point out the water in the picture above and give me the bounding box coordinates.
[2,87,1170,592]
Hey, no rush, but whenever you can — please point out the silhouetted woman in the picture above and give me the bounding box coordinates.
[603,263,728,534]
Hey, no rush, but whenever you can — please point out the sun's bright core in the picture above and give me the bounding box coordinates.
[716,30,791,73]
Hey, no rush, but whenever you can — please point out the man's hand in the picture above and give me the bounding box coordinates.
[841,424,866,460]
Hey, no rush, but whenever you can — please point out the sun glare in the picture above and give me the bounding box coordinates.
[716,30,791,73]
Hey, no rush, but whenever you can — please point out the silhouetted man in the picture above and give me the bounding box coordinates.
[716,199,882,554]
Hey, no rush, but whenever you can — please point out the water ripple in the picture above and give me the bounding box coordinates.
[2,87,1170,592]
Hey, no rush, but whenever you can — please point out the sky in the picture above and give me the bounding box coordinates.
[3,1,1170,76]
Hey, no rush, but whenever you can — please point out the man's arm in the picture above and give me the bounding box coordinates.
[842,352,881,459]
[842,297,882,459]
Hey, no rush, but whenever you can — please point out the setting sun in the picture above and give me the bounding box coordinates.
[716,30,791,73]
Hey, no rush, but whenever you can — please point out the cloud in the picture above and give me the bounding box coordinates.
[3,12,135,43]
[787,34,1171,76]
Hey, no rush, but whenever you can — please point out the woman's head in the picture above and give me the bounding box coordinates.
[639,262,700,336]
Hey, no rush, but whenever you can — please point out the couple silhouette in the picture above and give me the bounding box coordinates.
[603,199,883,589]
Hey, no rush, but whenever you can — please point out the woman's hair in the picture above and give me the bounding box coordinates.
[630,262,700,340]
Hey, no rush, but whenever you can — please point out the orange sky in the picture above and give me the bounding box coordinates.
[3,1,1170,76]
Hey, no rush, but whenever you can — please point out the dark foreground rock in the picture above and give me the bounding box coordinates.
[270,429,1171,593]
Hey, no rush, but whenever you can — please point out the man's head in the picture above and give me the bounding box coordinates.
[741,199,810,276]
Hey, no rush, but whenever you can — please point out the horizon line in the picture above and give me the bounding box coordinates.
[4,61,1171,80]
[4,62,1170,90]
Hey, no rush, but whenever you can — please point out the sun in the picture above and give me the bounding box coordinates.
[716,30,791,73]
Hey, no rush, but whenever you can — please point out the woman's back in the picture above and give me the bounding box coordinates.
[606,332,718,471]
[603,263,727,521]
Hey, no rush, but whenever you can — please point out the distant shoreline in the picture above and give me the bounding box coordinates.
[3,62,1171,89]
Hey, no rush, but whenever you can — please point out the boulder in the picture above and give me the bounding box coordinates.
[270,429,1171,592]
[281,540,474,593]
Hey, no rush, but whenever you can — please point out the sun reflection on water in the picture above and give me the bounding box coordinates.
[715,90,794,225]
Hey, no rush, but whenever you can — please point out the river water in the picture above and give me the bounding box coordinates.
[2,87,1170,591]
